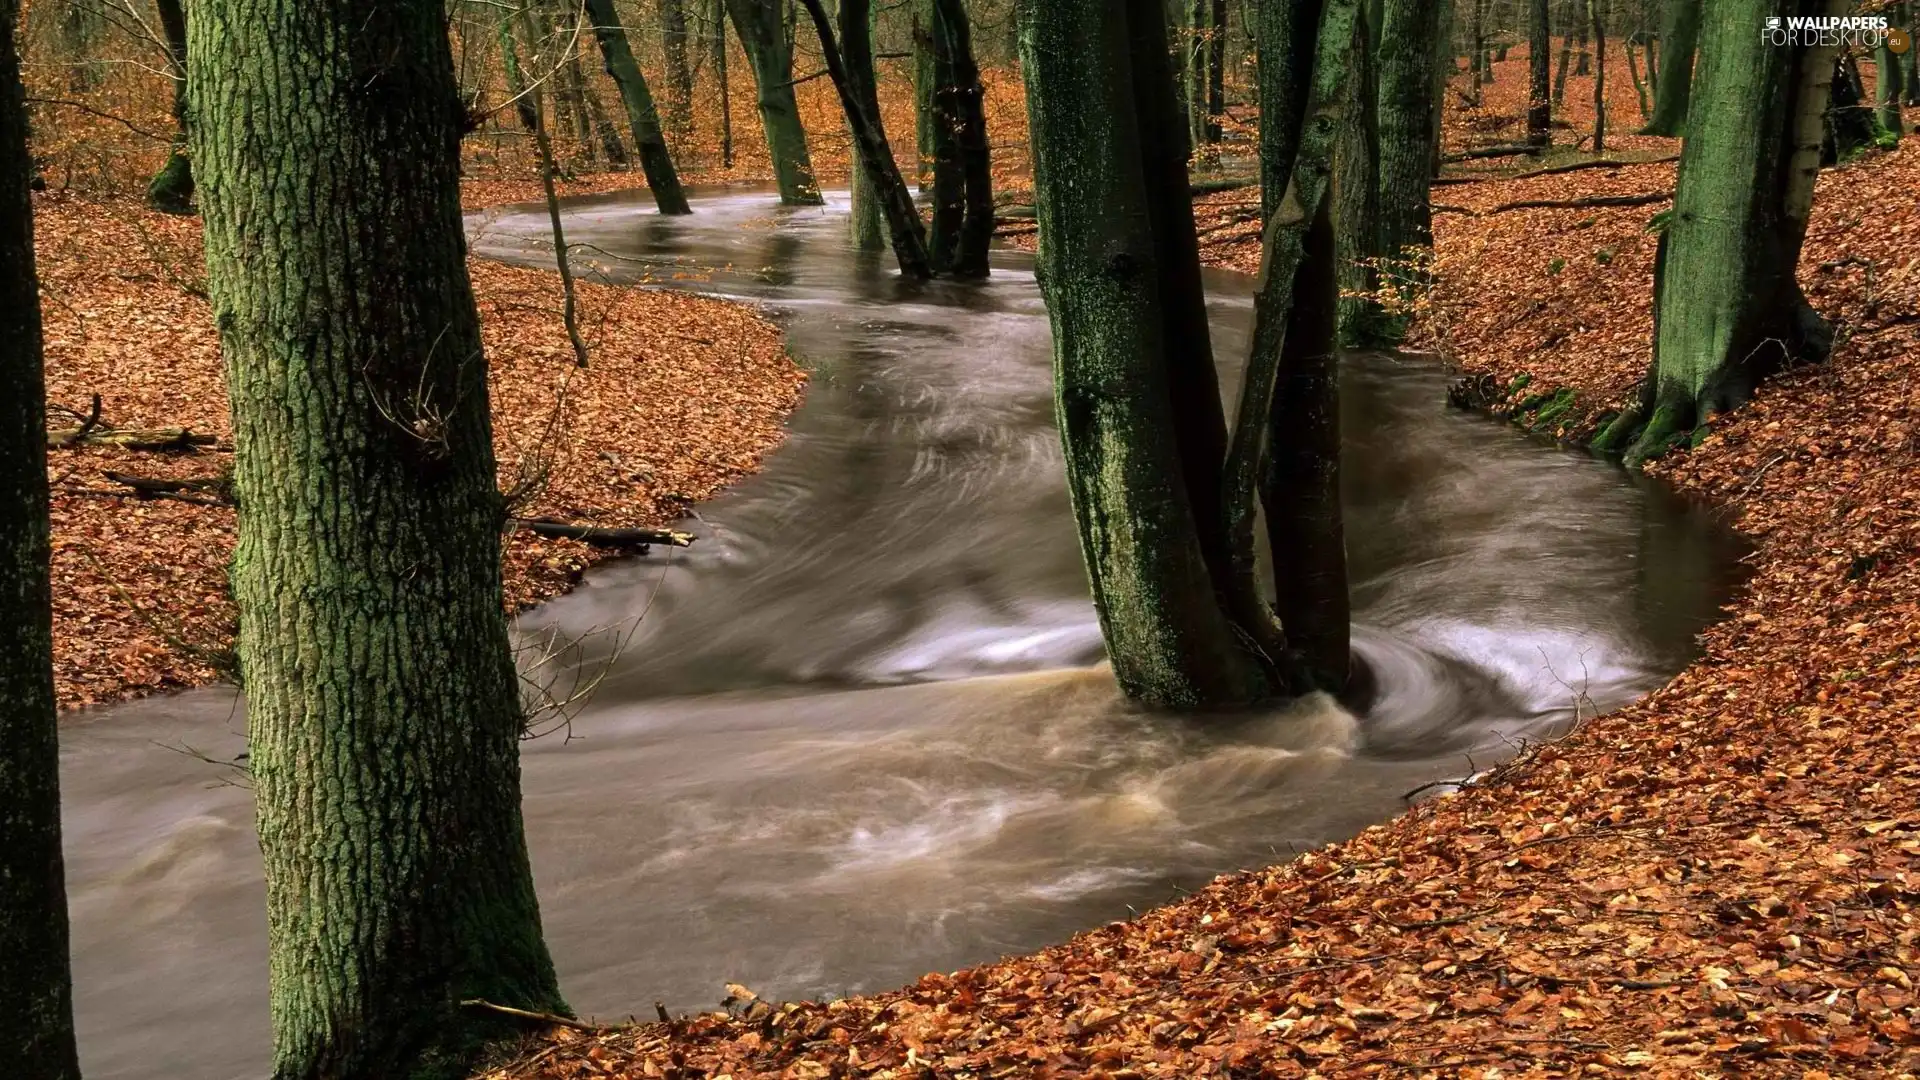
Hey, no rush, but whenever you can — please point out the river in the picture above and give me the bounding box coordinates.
[59,186,1744,1078]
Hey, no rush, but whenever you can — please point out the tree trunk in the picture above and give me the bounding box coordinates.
[713,0,735,167]
[844,0,885,251]
[1554,12,1576,100]
[1598,0,1839,464]
[1207,0,1228,140]
[585,85,632,165]
[0,0,81,1071]
[658,0,696,142]
[1590,0,1607,153]
[1378,0,1446,280]
[724,0,822,204]
[1528,0,1552,145]
[501,8,593,367]
[147,0,194,213]
[189,0,568,1074]
[1018,0,1276,707]
[927,0,993,277]
[584,0,693,213]
[1641,0,1697,134]
[1471,0,1487,101]
[795,0,930,276]
[1187,0,1209,153]
[914,8,937,189]
[1875,22,1906,138]
[1823,53,1879,163]
[1625,34,1650,118]
[1240,0,1358,692]
[1334,3,1384,348]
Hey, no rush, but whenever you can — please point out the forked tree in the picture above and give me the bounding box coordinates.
[190,0,568,1075]
[1595,0,1844,463]
[0,0,83,1074]
[1018,0,1357,707]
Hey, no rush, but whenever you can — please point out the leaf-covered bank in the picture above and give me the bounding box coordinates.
[38,193,803,710]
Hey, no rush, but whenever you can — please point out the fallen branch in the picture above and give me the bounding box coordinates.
[459,999,605,1034]
[61,486,229,508]
[1487,191,1671,213]
[509,517,695,549]
[46,426,217,452]
[1442,143,1543,163]
[1511,153,1678,179]
[50,394,104,448]
[1188,175,1257,197]
[102,470,227,498]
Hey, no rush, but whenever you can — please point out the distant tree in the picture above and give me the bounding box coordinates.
[657,0,696,142]
[711,0,735,167]
[0,0,83,1073]
[1528,0,1552,145]
[1595,0,1842,464]
[1590,0,1608,152]
[1018,0,1356,706]
[1333,1,1385,348]
[724,0,822,204]
[190,0,569,1074]
[146,0,193,213]
[1643,0,1702,137]
[1377,0,1448,315]
[583,0,693,214]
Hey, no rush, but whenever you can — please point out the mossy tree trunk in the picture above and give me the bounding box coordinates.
[1528,0,1552,145]
[1333,2,1386,348]
[1,0,82,1072]
[1598,0,1839,464]
[926,0,993,278]
[724,0,822,204]
[1640,0,1696,134]
[1875,23,1905,139]
[841,0,885,250]
[146,0,194,213]
[189,0,569,1075]
[1377,0,1445,276]
[584,0,693,214]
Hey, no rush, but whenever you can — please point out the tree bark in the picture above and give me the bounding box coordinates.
[657,0,696,142]
[190,0,569,1074]
[1598,0,1839,463]
[584,0,693,214]
[1640,0,1696,133]
[0,0,81,1071]
[1528,0,1553,145]
[724,0,822,204]
[926,0,993,277]
[1590,0,1608,153]
[1334,2,1385,348]
[1378,0,1446,279]
[146,0,194,213]
[1875,21,1906,138]
[1207,0,1228,140]
[843,0,885,250]
[713,0,735,167]
[794,0,930,276]
[1018,0,1276,707]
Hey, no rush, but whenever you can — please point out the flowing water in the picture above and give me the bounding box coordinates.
[60,186,1744,1079]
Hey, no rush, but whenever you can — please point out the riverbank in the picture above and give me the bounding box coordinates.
[481,128,1920,1080]
[37,192,803,710]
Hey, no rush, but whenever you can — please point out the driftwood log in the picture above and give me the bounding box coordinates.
[508,517,695,550]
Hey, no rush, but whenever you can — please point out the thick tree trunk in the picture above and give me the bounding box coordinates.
[1378,0,1445,279]
[1528,0,1552,145]
[147,0,194,213]
[0,0,81,1073]
[190,0,568,1075]
[927,0,993,277]
[1875,26,1906,138]
[795,0,930,276]
[1599,0,1838,463]
[1240,0,1358,692]
[658,0,696,142]
[584,0,693,214]
[1641,0,1697,134]
[1018,0,1275,707]
[843,0,885,250]
[724,0,822,204]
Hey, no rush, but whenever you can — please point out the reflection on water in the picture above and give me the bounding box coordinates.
[59,185,1745,1079]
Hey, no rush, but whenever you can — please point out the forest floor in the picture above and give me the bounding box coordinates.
[482,52,1920,1080]
[37,190,804,710]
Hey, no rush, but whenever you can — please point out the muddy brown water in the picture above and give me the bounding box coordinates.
[58,186,1744,1078]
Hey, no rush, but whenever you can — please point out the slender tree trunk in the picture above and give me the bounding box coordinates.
[584,0,693,213]
[795,0,930,276]
[927,0,993,277]
[1590,0,1607,152]
[502,9,593,366]
[147,0,194,213]
[1207,0,1228,140]
[1187,0,1208,152]
[1,0,81,1072]
[1598,0,1840,464]
[1378,0,1446,278]
[585,85,632,165]
[1471,0,1487,102]
[1528,0,1552,145]
[1641,0,1697,134]
[1575,12,1592,74]
[190,0,570,1075]
[1334,3,1384,348]
[714,0,735,167]
[658,0,696,142]
[913,8,937,189]
[723,0,821,203]
[554,4,601,161]
[1625,34,1650,118]
[1554,7,1576,101]
[1018,0,1276,707]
